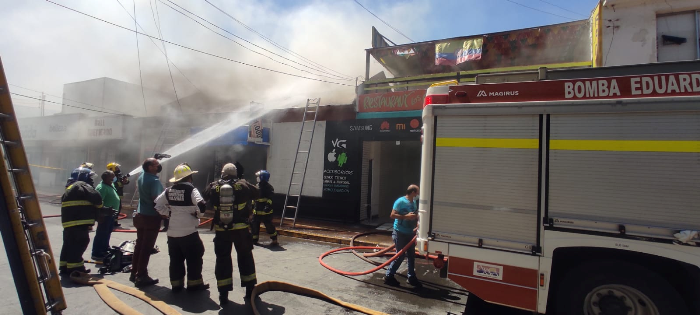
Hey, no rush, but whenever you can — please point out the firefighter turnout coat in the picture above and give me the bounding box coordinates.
[204,177,260,292]
[59,180,104,273]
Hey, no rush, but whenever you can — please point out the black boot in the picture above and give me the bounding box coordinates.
[219,292,229,305]
[244,285,255,300]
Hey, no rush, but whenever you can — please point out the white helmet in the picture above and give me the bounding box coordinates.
[169,163,198,183]
[221,163,237,178]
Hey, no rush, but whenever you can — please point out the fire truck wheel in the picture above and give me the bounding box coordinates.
[554,260,689,315]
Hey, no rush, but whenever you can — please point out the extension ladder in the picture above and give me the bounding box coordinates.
[0,57,66,314]
[280,98,320,228]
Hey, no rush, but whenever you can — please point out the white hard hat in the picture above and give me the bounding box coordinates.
[221,163,237,178]
[169,163,198,183]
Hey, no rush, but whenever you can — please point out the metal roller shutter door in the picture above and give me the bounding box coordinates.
[432,115,540,246]
[549,112,700,230]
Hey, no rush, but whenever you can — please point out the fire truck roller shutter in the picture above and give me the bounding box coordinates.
[432,115,540,250]
[548,112,700,231]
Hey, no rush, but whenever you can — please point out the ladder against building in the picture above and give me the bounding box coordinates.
[0,57,66,314]
[280,98,320,228]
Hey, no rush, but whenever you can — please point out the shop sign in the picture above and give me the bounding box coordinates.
[323,122,361,199]
[358,90,426,113]
[347,117,422,140]
[18,114,124,141]
[248,119,264,143]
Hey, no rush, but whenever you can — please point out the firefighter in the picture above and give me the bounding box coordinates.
[59,167,106,275]
[251,170,278,246]
[107,162,130,228]
[154,163,209,292]
[203,163,259,305]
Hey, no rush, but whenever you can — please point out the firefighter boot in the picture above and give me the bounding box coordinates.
[219,292,228,305]
[245,284,255,300]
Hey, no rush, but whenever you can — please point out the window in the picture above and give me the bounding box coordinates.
[657,11,699,62]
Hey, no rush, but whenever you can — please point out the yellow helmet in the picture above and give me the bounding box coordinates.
[106,162,120,172]
[169,163,198,183]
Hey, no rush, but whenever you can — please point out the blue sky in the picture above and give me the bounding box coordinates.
[0,0,600,115]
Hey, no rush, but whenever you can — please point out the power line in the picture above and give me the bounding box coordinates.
[132,0,148,115]
[149,0,183,112]
[161,0,352,81]
[113,0,202,95]
[44,0,354,87]
[8,84,129,115]
[203,0,353,79]
[537,0,588,18]
[503,0,578,21]
[353,0,414,43]
[11,93,128,116]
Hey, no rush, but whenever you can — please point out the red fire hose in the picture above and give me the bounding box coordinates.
[43,212,213,232]
[43,213,128,219]
[112,218,213,233]
[320,234,445,276]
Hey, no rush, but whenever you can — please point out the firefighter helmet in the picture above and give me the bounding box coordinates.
[221,163,237,178]
[70,167,93,185]
[169,163,198,183]
[80,162,94,170]
[106,162,121,172]
[255,170,270,183]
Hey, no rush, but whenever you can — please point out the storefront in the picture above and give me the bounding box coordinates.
[321,116,422,223]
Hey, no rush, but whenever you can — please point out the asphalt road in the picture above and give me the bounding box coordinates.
[0,201,530,315]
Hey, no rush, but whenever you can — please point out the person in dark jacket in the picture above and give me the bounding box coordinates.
[59,167,104,275]
[251,170,278,246]
[203,163,259,305]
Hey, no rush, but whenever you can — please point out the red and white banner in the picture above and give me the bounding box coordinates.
[450,71,700,103]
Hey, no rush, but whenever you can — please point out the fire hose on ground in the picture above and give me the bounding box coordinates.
[50,213,445,314]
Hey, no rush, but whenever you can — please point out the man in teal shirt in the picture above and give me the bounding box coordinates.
[384,184,422,288]
[92,171,120,260]
[131,158,164,287]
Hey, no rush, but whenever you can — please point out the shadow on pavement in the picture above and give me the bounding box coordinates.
[157,287,220,313]
[351,273,467,307]
[229,297,285,315]
[254,243,287,252]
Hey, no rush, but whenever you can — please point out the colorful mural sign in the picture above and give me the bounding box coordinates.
[358,90,426,113]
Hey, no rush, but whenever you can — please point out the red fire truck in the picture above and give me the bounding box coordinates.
[418,62,700,315]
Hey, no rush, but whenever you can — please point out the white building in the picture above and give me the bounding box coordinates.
[602,0,700,66]
[61,77,176,116]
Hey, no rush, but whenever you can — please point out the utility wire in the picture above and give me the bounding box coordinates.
[161,0,352,81]
[132,0,148,114]
[45,0,354,87]
[353,0,414,43]
[537,0,588,18]
[504,0,578,21]
[149,0,183,112]
[11,93,128,116]
[114,0,202,95]
[203,0,353,79]
[8,84,129,115]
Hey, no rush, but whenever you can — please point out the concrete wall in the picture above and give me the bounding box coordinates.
[602,0,700,66]
[266,121,326,198]
[62,78,175,116]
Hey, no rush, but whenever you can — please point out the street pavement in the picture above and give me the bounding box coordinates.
[0,201,529,315]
